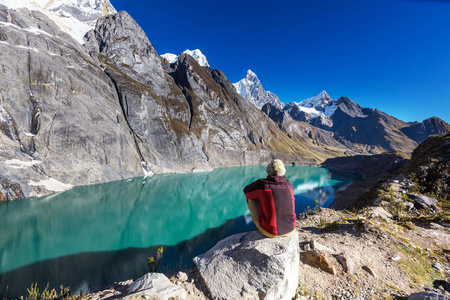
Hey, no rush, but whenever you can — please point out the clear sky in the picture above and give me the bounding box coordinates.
[111,0,450,124]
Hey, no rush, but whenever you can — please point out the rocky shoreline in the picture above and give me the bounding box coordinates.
[82,207,450,300]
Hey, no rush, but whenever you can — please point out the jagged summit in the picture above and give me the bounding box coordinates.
[299,91,332,108]
[245,69,257,79]
[161,49,210,67]
[183,49,209,67]
[0,0,116,43]
[296,91,338,117]
[233,69,284,110]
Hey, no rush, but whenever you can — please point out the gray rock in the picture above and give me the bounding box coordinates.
[368,206,392,222]
[433,263,444,272]
[407,193,439,213]
[408,292,450,300]
[335,253,354,274]
[362,265,377,277]
[127,272,186,299]
[302,249,336,275]
[310,240,333,252]
[404,201,415,211]
[176,271,188,282]
[193,231,299,300]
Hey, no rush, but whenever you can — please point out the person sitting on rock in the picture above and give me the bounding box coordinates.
[243,159,296,238]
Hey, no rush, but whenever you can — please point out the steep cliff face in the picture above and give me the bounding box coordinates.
[84,11,212,173]
[0,5,142,198]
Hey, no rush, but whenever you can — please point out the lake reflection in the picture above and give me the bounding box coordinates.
[0,165,356,297]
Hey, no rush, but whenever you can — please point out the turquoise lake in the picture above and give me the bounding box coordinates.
[0,165,358,297]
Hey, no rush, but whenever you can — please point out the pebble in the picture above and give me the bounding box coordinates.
[433,263,444,272]
[176,271,188,282]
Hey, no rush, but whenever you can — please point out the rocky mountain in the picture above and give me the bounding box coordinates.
[233,70,284,110]
[400,116,450,143]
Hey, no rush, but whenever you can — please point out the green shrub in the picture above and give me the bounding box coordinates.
[148,247,164,273]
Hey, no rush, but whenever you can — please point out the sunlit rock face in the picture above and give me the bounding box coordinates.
[0,5,143,198]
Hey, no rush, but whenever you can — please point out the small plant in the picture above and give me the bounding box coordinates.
[24,283,72,300]
[320,221,340,232]
[378,188,395,202]
[148,247,164,272]
[313,200,321,214]
[388,197,405,217]
[403,221,416,230]
[401,193,412,202]
[315,290,324,300]
[41,284,58,300]
[27,283,40,300]
[319,217,326,228]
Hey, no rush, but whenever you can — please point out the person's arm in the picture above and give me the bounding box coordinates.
[243,180,262,199]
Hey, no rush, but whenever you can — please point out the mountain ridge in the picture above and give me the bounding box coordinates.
[234,70,450,156]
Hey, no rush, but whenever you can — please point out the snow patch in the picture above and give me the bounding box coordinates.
[141,161,153,178]
[29,178,73,192]
[22,131,36,137]
[5,159,41,169]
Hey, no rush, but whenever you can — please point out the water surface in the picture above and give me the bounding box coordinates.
[0,165,357,298]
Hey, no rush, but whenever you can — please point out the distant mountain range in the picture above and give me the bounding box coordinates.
[233,70,450,156]
[0,0,449,200]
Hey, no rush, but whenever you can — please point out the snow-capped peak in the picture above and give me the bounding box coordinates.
[299,90,333,109]
[0,0,116,44]
[183,49,209,67]
[233,69,284,110]
[160,49,210,67]
[160,53,178,64]
[245,69,257,79]
[290,90,338,118]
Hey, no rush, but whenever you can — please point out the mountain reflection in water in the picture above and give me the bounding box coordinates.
[0,165,357,298]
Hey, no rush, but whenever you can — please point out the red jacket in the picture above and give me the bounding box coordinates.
[243,175,296,236]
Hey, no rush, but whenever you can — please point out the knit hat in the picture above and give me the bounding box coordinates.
[266,159,286,176]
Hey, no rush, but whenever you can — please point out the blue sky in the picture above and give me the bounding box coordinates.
[111,0,450,123]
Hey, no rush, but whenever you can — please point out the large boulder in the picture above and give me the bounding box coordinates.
[193,231,299,300]
[407,193,439,213]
